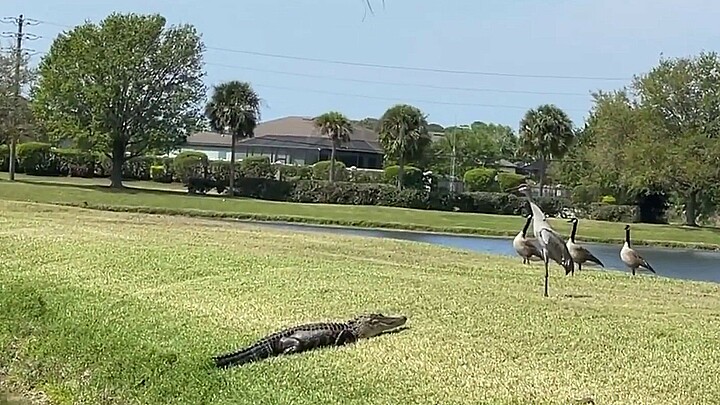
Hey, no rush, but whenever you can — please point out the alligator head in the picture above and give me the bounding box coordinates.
[351,313,407,339]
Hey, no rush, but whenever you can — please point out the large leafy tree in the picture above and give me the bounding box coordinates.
[517,104,575,196]
[31,12,206,188]
[313,111,353,183]
[430,121,518,176]
[204,80,262,194]
[377,104,432,189]
[586,52,720,226]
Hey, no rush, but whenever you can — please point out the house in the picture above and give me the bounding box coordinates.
[175,116,385,169]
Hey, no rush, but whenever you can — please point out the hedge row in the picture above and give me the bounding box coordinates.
[0,143,432,189]
[186,176,574,217]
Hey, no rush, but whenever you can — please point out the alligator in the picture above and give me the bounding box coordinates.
[212,312,408,368]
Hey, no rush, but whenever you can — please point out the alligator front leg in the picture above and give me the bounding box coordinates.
[279,337,303,355]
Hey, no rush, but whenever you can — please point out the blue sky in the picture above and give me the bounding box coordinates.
[3,0,719,131]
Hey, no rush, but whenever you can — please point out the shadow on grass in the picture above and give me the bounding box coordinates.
[668,223,720,234]
[9,179,220,198]
[560,293,593,299]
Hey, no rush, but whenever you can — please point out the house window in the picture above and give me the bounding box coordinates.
[218,150,227,160]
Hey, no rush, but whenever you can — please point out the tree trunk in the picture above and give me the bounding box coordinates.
[397,154,405,190]
[329,140,337,183]
[8,135,16,181]
[110,143,125,189]
[684,189,699,227]
[229,134,236,197]
[537,156,546,197]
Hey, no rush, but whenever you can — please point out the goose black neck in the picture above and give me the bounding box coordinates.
[625,228,631,245]
[522,216,531,237]
[570,221,577,242]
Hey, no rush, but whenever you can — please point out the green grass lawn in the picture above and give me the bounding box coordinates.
[1,201,719,404]
[1,177,720,250]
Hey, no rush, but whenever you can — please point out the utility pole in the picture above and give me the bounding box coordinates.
[1,15,39,181]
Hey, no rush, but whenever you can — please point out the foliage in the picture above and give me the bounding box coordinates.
[0,144,9,171]
[430,121,518,176]
[383,165,424,189]
[589,203,640,223]
[601,195,617,205]
[150,165,171,183]
[463,168,498,192]
[173,151,209,183]
[31,12,206,188]
[518,104,575,194]
[276,164,313,181]
[0,51,36,147]
[496,172,525,192]
[581,52,720,226]
[313,111,353,182]
[377,104,432,189]
[15,142,54,175]
[347,168,384,184]
[240,155,273,178]
[312,160,348,182]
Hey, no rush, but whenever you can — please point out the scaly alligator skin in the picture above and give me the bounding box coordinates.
[212,313,407,368]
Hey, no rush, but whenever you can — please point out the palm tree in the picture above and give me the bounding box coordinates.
[518,104,575,196]
[313,111,353,183]
[377,104,431,189]
[204,81,262,196]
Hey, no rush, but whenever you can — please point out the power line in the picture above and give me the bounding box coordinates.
[28,17,630,82]
[205,61,593,97]
[243,82,589,112]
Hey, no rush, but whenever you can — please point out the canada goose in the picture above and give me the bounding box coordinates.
[566,217,604,274]
[513,214,544,264]
[508,184,574,297]
[620,224,656,275]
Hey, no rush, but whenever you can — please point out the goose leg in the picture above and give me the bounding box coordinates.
[543,255,550,297]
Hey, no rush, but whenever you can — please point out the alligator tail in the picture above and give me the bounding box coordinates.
[212,342,274,368]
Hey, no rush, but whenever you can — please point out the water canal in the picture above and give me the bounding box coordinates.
[244,221,720,284]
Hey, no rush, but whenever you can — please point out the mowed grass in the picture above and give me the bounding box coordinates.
[1,202,720,404]
[1,178,720,250]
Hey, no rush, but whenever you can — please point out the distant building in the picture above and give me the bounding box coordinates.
[174,116,384,169]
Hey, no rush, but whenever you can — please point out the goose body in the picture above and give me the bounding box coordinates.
[513,214,544,264]
[620,224,656,275]
[565,218,604,273]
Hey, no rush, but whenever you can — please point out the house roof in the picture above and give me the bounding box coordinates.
[185,115,381,148]
[236,134,382,154]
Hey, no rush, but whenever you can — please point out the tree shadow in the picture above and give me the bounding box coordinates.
[12,179,224,198]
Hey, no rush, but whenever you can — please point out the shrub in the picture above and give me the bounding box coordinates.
[208,160,230,182]
[276,164,312,181]
[173,151,209,184]
[54,148,96,178]
[0,144,10,172]
[589,203,640,223]
[601,195,617,205]
[571,185,593,205]
[496,172,525,192]
[383,165,424,189]
[16,142,56,175]
[122,156,164,181]
[463,168,498,192]
[312,160,348,181]
[452,192,523,215]
[150,165,173,183]
[348,168,384,184]
[288,180,427,209]
[240,156,274,178]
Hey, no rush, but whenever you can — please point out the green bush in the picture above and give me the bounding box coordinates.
[463,168,498,192]
[16,142,55,175]
[589,203,640,223]
[276,164,313,181]
[173,151,209,184]
[0,144,10,172]
[150,165,173,183]
[601,195,617,205]
[349,168,385,184]
[241,156,273,178]
[496,172,525,192]
[312,160,348,181]
[383,165,424,189]
[54,148,96,178]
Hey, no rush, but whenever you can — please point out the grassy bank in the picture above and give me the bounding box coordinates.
[1,201,719,404]
[1,178,719,250]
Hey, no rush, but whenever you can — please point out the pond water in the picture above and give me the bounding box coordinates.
[243,221,720,284]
